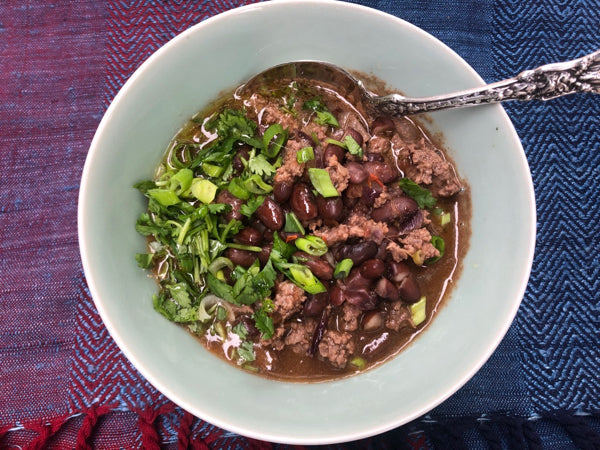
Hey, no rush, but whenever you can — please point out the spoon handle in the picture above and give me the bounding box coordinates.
[374,49,600,115]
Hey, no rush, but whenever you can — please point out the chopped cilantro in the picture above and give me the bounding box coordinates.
[398,178,437,209]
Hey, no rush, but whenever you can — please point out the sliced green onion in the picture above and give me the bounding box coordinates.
[284,212,305,235]
[349,356,366,370]
[226,243,262,252]
[147,188,180,206]
[426,236,445,264]
[325,137,345,147]
[288,264,327,294]
[334,258,353,279]
[263,123,288,158]
[310,132,321,147]
[208,256,234,275]
[315,110,339,127]
[202,163,224,178]
[409,296,427,326]
[296,146,314,163]
[169,168,193,194]
[344,135,363,158]
[176,217,192,245]
[243,174,273,194]
[308,168,339,198]
[191,179,218,204]
[440,212,451,227]
[294,235,328,256]
[228,177,251,200]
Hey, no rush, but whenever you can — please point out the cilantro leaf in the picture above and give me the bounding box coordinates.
[398,178,437,209]
[240,195,265,218]
[315,110,339,127]
[237,341,255,363]
[253,298,275,339]
[206,273,235,303]
[235,260,277,305]
[209,109,257,140]
[135,253,154,269]
[248,153,276,177]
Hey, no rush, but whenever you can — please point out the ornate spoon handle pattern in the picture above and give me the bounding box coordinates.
[372,50,600,115]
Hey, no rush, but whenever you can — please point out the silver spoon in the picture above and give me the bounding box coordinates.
[241,50,600,116]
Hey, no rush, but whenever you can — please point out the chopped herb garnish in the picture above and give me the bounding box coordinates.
[398,178,437,209]
[240,195,265,218]
[308,168,339,198]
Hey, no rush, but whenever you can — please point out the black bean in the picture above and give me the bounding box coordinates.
[329,285,345,306]
[294,251,333,280]
[216,190,244,222]
[255,197,284,230]
[344,267,372,290]
[371,116,395,134]
[375,277,399,301]
[316,196,344,221]
[290,183,318,221]
[387,261,411,284]
[304,292,329,317]
[273,180,293,203]
[233,227,263,246]
[345,161,368,184]
[224,248,257,268]
[360,259,386,279]
[398,275,421,304]
[362,310,384,331]
[336,241,378,266]
[364,161,398,184]
[344,127,364,147]
[258,244,272,265]
[371,196,419,223]
[344,288,378,310]
[323,143,345,165]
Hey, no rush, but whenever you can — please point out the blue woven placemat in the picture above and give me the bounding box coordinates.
[1,0,599,448]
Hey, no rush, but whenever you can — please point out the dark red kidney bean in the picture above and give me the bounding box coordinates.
[360,259,385,279]
[232,146,251,175]
[290,183,318,221]
[258,244,272,265]
[329,285,345,306]
[375,277,399,301]
[233,227,262,246]
[371,116,395,134]
[336,240,378,266]
[273,180,293,203]
[343,194,359,209]
[322,143,346,165]
[364,161,398,184]
[344,127,364,147]
[345,161,368,184]
[224,248,257,268]
[316,196,344,221]
[345,288,378,310]
[371,196,419,223]
[216,190,244,222]
[344,267,372,290]
[362,310,384,331]
[387,261,411,284]
[361,182,383,205]
[294,251,333,280]
[304,292,329,317]
[262,229,274,243]
[366,153,384,162]
[398,274,421,304]
[255,197,284,230]
[398,210,424,234]
[295,130,314,145]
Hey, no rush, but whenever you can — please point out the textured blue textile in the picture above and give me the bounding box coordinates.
[1,0,599,448]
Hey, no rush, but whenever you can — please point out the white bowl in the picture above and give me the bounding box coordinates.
[78,0,535,444]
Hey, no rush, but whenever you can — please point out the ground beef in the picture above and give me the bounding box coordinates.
[285,319,317,354]
[313,213,389,245]
[318,330,355,368]
[325,154,350,193]
[386,228,439,262]
[274,139,307,185]
[262,325,286,351]
[385,301,412,332]
[392,135,461,197]
[272,281,306,322]
[368,135,390,155]
[247,94,298,131]
[340,303,362,332]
